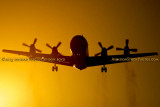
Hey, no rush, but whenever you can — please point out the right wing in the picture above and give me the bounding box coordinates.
[86,52,158,67]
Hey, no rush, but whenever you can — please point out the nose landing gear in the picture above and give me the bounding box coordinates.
[101,65,107,73]
[52,63,58,71]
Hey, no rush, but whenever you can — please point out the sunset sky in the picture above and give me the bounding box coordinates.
[0,0,159,107]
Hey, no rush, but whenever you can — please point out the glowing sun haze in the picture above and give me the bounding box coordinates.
[0,0,159,107]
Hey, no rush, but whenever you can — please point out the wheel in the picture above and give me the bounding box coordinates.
[101,66,107,73]
[52,66,58,72]
[104,67,107,73]
[101,68,104,72]
[55,66,58,72]
[52,66,54,71]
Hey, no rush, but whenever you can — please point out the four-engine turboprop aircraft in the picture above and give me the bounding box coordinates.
[2,35,158,72]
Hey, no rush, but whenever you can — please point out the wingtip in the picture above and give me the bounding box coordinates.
[2,49,5,52]
[153,52,158,55]
[156,52,158,55]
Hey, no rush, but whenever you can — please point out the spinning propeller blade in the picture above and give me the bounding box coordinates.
[33,38,37,45]
[129,49,137,52]
[95,52,101,56]
[35,49,42,53]
[116,39,137,53]
[116,48,124,50]
[46,43,53,49]
[95,42,114,56]
[56,42,61,48]
[107,45,114,50]
[98,42,103,48]
[22,38,42,53]
[22,43,30,47]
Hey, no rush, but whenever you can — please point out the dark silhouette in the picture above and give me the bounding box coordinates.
[46,42,62,56]
[95,42,114,57]
[22,38,42,54]
[2,35,158,72]
[116,39,137,56]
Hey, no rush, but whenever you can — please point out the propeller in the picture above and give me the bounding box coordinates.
[95,42,114,56]
[95,52,101,56]
[106,45,114,50]
[56,42,61,48]
[22,43,30,47]
[34,48,42,53]
[46,43,52,49]
[116,39,137,53]
[46,42,62,49]
[22,38,42,53]
[46,42,62,55]
[98,42,103,48]
[33,38,37,44]
[129,49,137,52]
[116,47,124,50]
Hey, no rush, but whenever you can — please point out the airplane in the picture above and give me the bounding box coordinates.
[2,35,158,72]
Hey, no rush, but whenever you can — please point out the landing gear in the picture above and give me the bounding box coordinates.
[52,64,58,72]
[101,65,107,73]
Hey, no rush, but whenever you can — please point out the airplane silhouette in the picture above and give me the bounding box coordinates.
[2,35,158,72]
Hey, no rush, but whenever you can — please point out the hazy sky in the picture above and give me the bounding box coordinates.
[0,0,159,107]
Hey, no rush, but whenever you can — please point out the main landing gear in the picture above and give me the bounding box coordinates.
[52,63,58,72]
[101,65,107,73]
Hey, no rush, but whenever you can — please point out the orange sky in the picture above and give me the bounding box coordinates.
[0,0,159,107]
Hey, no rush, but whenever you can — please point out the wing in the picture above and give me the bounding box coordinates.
[2,49,73,66]
[3,49,31,56]
[109,52,158,58]
[86,52,158,67]
[31,55,73,66]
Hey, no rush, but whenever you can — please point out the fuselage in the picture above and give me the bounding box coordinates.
[70,35,89,70]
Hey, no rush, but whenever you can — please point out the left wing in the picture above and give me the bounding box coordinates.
[2,49,73,66]
[3,49,31,57]
[86,52,158,67]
